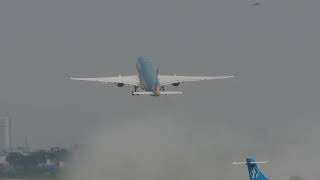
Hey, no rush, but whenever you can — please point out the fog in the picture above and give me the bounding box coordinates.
[68,113,234,180]
[66,109,320,180]
[0,0,320,180]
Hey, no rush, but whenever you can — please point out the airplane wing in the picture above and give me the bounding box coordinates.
[68,75,140,86]
[158,75,234,86]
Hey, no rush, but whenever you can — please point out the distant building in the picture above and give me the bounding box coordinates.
[0,114,11,152]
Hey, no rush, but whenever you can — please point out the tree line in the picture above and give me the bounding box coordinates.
[2,147,71,177]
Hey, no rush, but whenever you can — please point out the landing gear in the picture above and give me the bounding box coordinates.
[160,86,167,95]
[132,86,138,96]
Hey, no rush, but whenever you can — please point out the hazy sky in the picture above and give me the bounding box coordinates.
[0,0,320,179]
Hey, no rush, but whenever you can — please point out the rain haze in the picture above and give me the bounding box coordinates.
[0,0,320,179]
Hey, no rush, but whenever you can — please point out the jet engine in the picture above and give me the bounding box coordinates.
[116,83,124,87]
[172,82,180,87]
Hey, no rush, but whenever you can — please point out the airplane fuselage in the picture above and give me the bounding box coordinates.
[136,57,160,95]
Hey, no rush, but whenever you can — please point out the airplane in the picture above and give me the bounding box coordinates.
[67,57,234,96]
[232,157,269,180]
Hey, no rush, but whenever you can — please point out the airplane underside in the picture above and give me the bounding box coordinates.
[132,91,182,96]
[131,85,181,96]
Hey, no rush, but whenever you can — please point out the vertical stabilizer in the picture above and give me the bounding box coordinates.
[246,158,268,180]
[233,157,269,180]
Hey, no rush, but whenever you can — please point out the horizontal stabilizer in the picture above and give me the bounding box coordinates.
[132,92,154,95]
[132,91,183,95]
[159,91,183,95]
[232,161,268,165]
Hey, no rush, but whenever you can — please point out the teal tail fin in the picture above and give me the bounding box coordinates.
[233,157,269,180]
[246,158,268,180]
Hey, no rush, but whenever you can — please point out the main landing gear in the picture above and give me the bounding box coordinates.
[160,86,167,95]
[132,86,138,96]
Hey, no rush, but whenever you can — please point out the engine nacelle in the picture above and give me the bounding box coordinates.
[116,83,124,87]
[172,82,180,87]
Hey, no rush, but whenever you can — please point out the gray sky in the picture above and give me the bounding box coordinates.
[1,0,320,179]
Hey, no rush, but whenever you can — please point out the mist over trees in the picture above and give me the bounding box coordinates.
[3,147,71,177]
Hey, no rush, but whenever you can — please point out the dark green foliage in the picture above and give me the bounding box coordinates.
[48,147,70,162]
[6,152,25,170]
[2,147,71,178]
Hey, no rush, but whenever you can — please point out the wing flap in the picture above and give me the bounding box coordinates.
[69,75,139,86]
[158,75,234,86]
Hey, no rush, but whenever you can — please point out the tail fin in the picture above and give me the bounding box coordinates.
[233,157,269,180]
[246,158,268,180]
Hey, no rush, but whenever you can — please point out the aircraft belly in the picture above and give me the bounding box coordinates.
[142,78,153,91]
[141,72,155,91]
[138,74,145,90]
[139,75,151,91]
[136,57,159,92]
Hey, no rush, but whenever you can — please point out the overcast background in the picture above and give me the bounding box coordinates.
[0,0,320,179]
